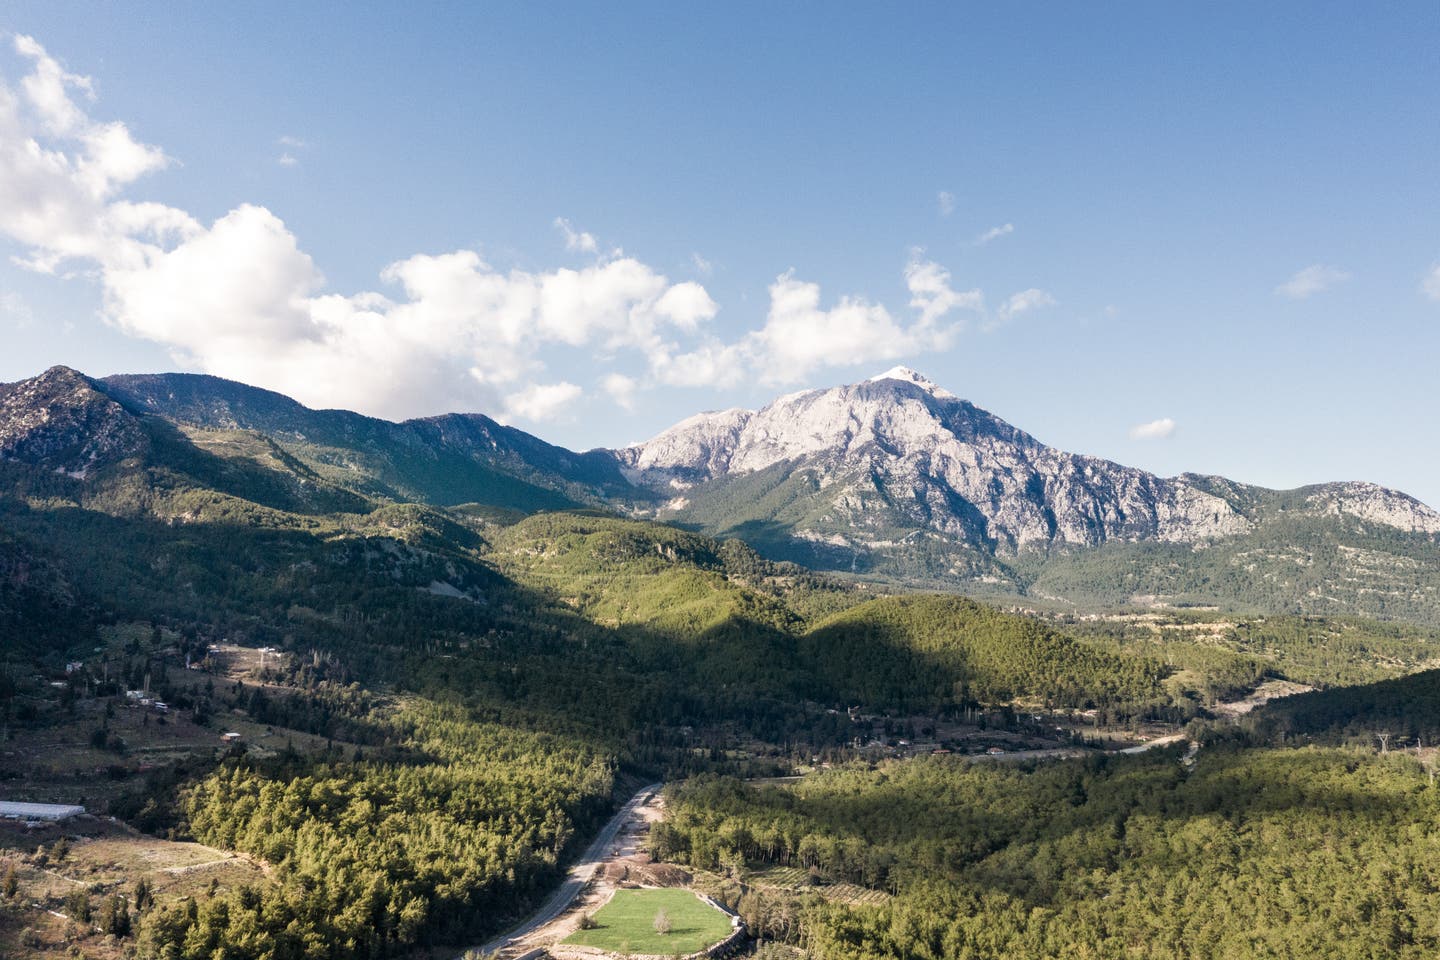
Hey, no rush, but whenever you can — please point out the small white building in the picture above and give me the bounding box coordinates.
[0,801,85,822]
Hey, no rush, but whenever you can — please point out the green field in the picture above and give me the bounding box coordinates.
[564,888,734,955]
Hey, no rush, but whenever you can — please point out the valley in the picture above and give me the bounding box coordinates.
[1,364,1438,959]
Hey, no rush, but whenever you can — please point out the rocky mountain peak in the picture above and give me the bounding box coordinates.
[866,365,956,399]
[0,366,147,476]
[616,371,1264,554]
[620,370,1038,493]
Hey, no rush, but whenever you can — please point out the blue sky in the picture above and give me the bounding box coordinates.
[1,2,1437,505]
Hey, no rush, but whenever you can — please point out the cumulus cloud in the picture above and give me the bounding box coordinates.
[745,269,963,384]
[0,35,171,272]
[502,381,582,422]
[1276,264,1349,300]
[0,36,1061,419]
[904,254,984,327]
[648,339,749,388]
[601,372,638,410]
[1129,418,1176,440]
[0,36,732,422]
[1422,263,1440,302]
[975,223,1014,245]
[937,191,955,216]
[554,217,598,254]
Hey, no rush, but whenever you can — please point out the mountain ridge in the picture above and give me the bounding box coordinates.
[616,365,1439,551]
[5,363,1439,624]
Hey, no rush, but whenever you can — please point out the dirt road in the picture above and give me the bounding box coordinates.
[464,783,662,959]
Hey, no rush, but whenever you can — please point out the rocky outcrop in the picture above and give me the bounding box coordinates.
[1302,482,1440,535]
[0,366,146,477]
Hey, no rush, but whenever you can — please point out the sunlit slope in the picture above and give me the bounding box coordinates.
[801,595,1166,712]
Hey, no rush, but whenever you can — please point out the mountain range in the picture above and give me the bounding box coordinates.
[4,363,1439,624]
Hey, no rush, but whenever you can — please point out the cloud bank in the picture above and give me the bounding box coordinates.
[0,36,1055,423]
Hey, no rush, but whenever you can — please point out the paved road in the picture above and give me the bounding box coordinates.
[464,783,662,959]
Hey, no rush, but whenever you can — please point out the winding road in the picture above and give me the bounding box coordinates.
[465,783,662,959]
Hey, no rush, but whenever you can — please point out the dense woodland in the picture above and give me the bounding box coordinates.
[1243,667,1440,747]
[657,748,1440,959]
[139,701,614,959]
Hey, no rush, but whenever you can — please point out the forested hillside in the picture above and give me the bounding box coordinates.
[139,702,615,958]
[1018,512,1440,627]
[1242,667,1440,747]
[801,596,1165,713]
[658,748,1440,959]
[99,371,644,511]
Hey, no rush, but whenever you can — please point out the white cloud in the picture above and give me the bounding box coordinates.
[937,191,955,217]
[691,252,713,276]
[0,36,171,273]
[276,135,305,167]
[0,37,1062,419]
[745,270,957,384]
[553,217,598,254]
[975,223,1014,245]
[649,339,749,388]
[602,372,638,410]
[14,34,93,136]
[1129,418,1176,440]
[1422,263,1440,302]
[1276,264,1349,300]
[904,253,983,327]
[994,288,1056,325]
[0,39,724,420]
[502,381,582,422]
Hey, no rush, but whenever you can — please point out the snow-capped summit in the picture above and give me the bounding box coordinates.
[867,365,956,399]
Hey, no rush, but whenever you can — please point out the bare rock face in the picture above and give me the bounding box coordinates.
[616,407,753,487]
[0,366,147,477]
[1303,482,1440,535]
[618,368,1435,553]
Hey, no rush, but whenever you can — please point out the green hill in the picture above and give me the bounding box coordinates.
[802,595,1165,713]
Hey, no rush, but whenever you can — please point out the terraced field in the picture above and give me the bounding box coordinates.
[746,865,891,906]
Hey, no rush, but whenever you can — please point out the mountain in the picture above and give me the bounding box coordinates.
[617,367,1440,621]
[0,365,1169,725]
[0,364,149,476]
[98,369,646,512]
[7,364,1440,625]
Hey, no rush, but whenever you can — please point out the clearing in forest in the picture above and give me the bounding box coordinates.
[562,887,732,956]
